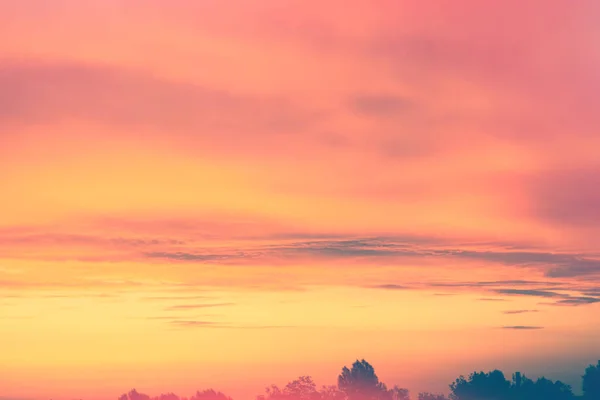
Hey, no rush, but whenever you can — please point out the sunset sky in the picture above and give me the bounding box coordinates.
[1,1,600,399]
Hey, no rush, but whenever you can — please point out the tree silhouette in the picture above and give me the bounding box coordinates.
[531,377,573,400]
[119,389,233,400]
[388,386,410,400]
[583,360,600,400]
[257,376,320,400]
[190,390,233,400]
[449,370,511,400]
[338,360,389,400]
[510,372,534,400]
[448,370,574,400]
[119,389,152,400]
[154,393,181,400]
[115,358,600,400]
[319,385,346,400]
[256,384,287,400]
[284,376,320,400]
[418,393,448,400]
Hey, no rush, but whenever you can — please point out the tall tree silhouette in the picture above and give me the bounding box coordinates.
[449,370,511,400]
[338,360,389,400]
[510,372,534,400]
[583,360,600,400]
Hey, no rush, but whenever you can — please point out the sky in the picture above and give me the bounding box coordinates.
[1,0,600,399]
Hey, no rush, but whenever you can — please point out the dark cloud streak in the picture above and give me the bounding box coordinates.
[502,326,544,330]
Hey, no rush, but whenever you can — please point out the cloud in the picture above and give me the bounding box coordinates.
[477,298,509,302]
[271,238,600,278]
[582,289,600,297]
[0,279,144,290]
[430,280,565,288]
[366,279,600,307]
[367,1,600,137]
[368,284,410,290]
[494,289,563,298]
[528,168,600,230]
[143,252,248,262]
[140,296,211,301]
[2,229,599,299]
[168,320,218,327]
[4,226,599,282]
[0,233,185,247]
[349,94,414,117]
[491,289,600,307]
[448,251,600,278]
[553,297,600,306]
[546,260,600,278]
[0,58,325,146]
[502,326,544,330]
[164,303,235,311]
[169,320,296,329]
[144,316,183,320]
[39,293,117,299]
[274,241,408,259]
[502,310,540,314]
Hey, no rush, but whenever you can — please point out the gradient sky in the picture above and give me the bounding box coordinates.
[1,1,600,399]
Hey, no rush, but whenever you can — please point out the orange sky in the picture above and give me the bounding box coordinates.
[1,1,600,400]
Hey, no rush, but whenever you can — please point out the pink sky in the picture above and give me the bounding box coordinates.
[1,1,600,399]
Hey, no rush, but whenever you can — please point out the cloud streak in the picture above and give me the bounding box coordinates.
[164,303,236,311]
[502,326,544,330]
[502,310,540,315]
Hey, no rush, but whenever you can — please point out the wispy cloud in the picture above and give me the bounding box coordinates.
[368,284,411,290]
[478,298,509,302]
[494,290,600,307]
[494,289,563,298]
[502,326,544,330]
[168,320,296,329]
[268,239,600,278]
[143,252,244,262]
[502,310,540,314]
[554,297,600,306]
[140,295,211,301]
[168,320,218,328]
[164,303,236,311]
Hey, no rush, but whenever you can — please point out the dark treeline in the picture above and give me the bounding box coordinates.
[119,359,600,400]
